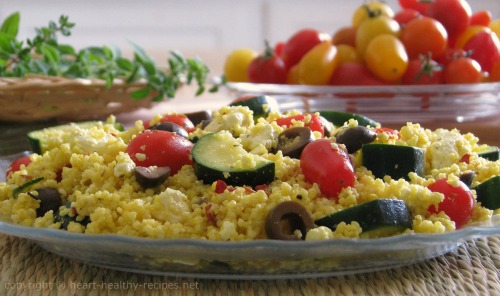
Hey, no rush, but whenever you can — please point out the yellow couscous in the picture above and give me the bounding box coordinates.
[0,98,498,241]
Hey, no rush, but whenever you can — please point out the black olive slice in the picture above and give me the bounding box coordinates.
[265,201,315,240]
[148,122,188,138]
[28,187,62,217]
[275,127,314,158]
[184,110,212,126]
[459,171,476,188]
[319,115,333,138]
[135,166,171,188]
[335,126,377,154]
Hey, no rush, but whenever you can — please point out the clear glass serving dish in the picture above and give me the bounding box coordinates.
[1,153,500,279]
[222,81,500,124]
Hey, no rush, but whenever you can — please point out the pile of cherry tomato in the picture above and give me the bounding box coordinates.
[224,0,500,86]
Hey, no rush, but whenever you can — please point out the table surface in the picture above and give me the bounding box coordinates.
[1,87,500,295]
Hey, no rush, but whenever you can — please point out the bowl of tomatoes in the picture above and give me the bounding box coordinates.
[221,0,500,123]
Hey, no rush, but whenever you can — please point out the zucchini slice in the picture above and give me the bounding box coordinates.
[229,95,279,119]
[192,131,275,187]
[362,143,425,180]
[27,121,123,154]
[477,145,499,161]
[316,110,378,127]
[473,175,500,210]
[315,199,412,238]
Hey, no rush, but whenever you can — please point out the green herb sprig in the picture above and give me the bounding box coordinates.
[0,12,217,101]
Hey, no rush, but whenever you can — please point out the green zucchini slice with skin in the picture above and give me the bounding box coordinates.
[192,131,275,187]
[229,95,280,119]
[477,145,499,161]
[473,175,500,210]
[315,199,412,238]
[316,110,378,127]
[362,143,425,181]
[28,121,124,155]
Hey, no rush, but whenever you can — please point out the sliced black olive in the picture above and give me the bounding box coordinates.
[459,171,476,188]
[184,110,212,126]
[265,201,315,240]
[200,119,212,130]
[134,166,171,188]
[148,122,188,138]
[275,127,314,158]
[54,202,90,230]
[319,115,333,138]
[335,126,377,154]
[28,187,62,217]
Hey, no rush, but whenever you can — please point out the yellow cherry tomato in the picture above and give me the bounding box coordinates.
[287,64,301,84]
[356,16,400,58]
[352,1,395,28]
[364,34,408,83]
[455,25,490,49]
[223,48,258,82]
[336,44,362,64]
[298,41,339,85]
[489,19,500,39]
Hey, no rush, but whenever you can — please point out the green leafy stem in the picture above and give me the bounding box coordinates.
[0,12,220,101]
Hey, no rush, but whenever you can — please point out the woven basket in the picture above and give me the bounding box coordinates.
[0,75,159,122]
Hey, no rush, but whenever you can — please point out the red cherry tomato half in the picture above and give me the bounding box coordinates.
[427,178,474,229]
[275,114,324,136]
[300,139,355,200]
[126,130,193,174]
[375,127,400,138]
[159,114,196,133]
[6,155,31,178]
[281,28,327,70]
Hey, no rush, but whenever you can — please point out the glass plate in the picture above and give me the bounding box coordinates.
[221,81,500,124]
[1,153,500,279]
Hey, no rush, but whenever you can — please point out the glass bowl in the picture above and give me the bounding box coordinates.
[222,81,500,124]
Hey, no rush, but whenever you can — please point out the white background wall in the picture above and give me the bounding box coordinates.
[1,0,499,74]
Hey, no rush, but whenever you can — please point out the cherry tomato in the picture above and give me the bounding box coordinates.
[248,42,287,84]
[364,34,409,83]
[470,10,492,27]
[274,41,285,57]
[281,28,327,70]
[444,57,482,84]
[375,127,400,138]
[275,114,324,136]
[490,61,500,82]
[300,139,355,200]
[297,41,339,85]
[286,64,300,84]
[332,26,357,47]
[463,30,500,73]
[398,0,430,14]
[402,57,444,85]
[427,178,474,229]
[491,19,500,39]
[6,155,31,178]
[157,113,196,133]
[126,130,193,174]
[336,44,361,64]
[352,2,395,28]
[224,48,258,82]
[455,25,490,49]
[425,0,472,44]
[394,8,422,27]
[439,48,469,67]
[329,62,387,86]
[400,16,448,60]
[355,16,401,57]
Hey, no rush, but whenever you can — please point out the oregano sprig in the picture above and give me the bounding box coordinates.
[0,12,216,100]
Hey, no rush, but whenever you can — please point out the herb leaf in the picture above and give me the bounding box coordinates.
[0,12,214,100]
